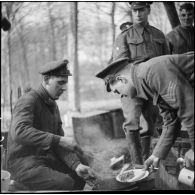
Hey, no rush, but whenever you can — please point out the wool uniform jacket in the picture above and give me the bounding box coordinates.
[166,25,194,54]
[112,23,169,62]
[7,85,80,181]
[131,52,194,159]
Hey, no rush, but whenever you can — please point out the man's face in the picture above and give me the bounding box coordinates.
[179,9,194,27]
[109,77,136,98]
[46,76,68,100]
[132,7,150,25]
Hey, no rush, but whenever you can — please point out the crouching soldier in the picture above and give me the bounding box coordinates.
[96,52,194,171]
[7,59,95,191]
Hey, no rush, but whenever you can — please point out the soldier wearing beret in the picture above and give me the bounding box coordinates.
[166,3,194,54]
[110,1,170,166]
[96,52,194,171]
[7,60,95,191]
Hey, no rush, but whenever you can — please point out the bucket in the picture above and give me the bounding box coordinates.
[1,170,11,191]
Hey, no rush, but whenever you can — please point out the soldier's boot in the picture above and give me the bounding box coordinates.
[126,131,143,165]
[140,135,151,161]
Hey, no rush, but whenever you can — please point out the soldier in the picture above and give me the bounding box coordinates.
[7,60,95,191]
[166,3,194,54]
[110,2,169,166]
[96,52,194,171]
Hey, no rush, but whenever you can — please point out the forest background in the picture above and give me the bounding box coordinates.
[1,1,185,131]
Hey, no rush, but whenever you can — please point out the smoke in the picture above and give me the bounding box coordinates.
[82,138,130,179]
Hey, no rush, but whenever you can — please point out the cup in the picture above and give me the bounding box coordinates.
[1,170,11,191]
[178,168,194,187]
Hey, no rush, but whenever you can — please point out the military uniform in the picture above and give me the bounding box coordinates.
[166,25,194,54]
[108,2,170,165]
[7,60,85,191]
[131,52,194,158]
[96,52,194,160]
[113,23,169,61]
[111,21,169,161]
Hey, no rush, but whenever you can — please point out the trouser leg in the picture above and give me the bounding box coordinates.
[126,130,143,165]
[140,135,151,161]
[17,160,85,191]
[121,97,162,164]
[140,100,162,161]
[121,96,144,165]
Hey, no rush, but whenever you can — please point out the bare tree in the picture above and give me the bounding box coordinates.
[110,2,116,44]
[47,2,57,60]
[68,2,80,112]
[163,2,180,29]
[17,21,30,87]
[3,2,24,112]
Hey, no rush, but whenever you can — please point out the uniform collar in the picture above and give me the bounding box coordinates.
[37,84,56,107]
[179,24,194,31]
[133,22,150,34]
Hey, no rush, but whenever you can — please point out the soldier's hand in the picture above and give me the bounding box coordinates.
[184,149,194,170]
[75,163,95,180]
[143,154,160,171]
[59,136,82,153]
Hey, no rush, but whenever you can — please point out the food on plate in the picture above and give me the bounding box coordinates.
[117,169,147,183]
[120,170,135,182]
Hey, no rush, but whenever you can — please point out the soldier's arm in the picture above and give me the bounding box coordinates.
[11,94,60,150]
[174,82,194,151]
[146,65,194,158]
[165,33,174,54]
[164,36,171,55]
[152,100,180,159]
[112,32,130,60]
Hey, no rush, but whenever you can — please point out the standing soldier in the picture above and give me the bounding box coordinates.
[111,2,169,166]
[166,3,194,54]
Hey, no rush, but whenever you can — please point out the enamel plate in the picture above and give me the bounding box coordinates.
[116,169,149,183]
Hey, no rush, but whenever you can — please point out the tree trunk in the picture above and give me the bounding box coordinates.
[163,2,180,29]
[111,2,116,45]
[47,2,57,60]
[68,2,80,112]
[7,31,13,113]
[18,22,30,88]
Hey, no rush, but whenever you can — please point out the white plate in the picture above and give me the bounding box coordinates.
[116,169,149,183]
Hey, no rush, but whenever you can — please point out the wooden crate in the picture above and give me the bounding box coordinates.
[108,108,125,139]
[72,110,114,146]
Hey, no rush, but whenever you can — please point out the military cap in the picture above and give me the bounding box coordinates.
[179,3,194,11]
[96,57,130,91]
[129,2,153,9]
[39,59,72,76]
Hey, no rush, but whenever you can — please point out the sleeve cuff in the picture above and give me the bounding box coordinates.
[51,135,61,147]
[71,161,81,170]
[65,152,81,170]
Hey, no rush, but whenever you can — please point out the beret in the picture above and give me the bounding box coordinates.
[129,2,153,9]
[96,57,130,79]
[39,59,72,76]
